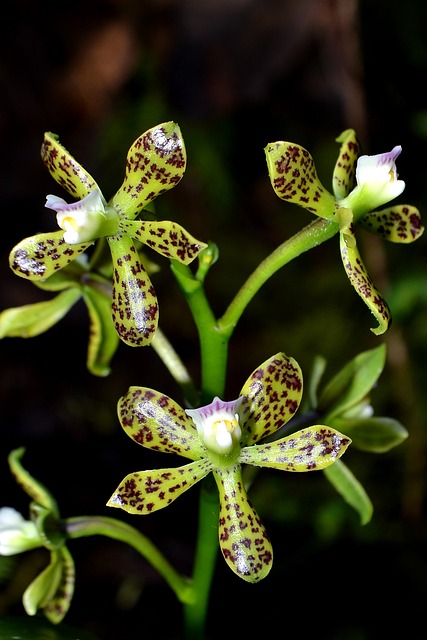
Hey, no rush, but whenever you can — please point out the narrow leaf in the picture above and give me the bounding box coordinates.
[323,459,373,525]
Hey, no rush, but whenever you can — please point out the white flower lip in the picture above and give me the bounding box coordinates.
[186,396,243,455]
[45,188,108,244]
[356,145,403,188]
[0,507,40,555]
[342,145,405,216]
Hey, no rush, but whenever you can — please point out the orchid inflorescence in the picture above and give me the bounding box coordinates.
[0,123,422,632]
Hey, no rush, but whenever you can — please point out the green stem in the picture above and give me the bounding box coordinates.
[171,262,229,403]
[172,217,340,638]
[218,217,338,336]
[183,476,220,639]
[65,515,194,605]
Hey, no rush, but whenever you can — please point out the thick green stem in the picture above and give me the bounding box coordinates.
[183,476,220,639]
[170,262,229,402]
[65,516,194,605]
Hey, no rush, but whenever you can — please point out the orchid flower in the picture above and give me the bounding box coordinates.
[9,122,207,347]
[265,129,424,335]
[107,353,351,583]
[3,448,75,624]
[0,507,41,555]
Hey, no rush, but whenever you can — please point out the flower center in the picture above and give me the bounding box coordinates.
[185,396,243,456]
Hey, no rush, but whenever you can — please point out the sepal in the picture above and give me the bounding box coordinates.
[113,122,187,219]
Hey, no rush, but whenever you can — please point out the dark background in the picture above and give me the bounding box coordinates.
[1,0,427,638]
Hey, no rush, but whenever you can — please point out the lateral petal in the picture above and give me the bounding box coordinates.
[107,459,213,514]
[122,219,207,265]
[359,204,424,243]
[239,353,303,446]
[9,232,90,281]
[240,426,351,471]
[118,387,205,461]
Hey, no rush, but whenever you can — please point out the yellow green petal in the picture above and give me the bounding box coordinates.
[213,465,273,583]
[340,225,391,335]
[41,132,100,200]
[113,122,187,220]
[265,141,336,219]
[107,459,213,514]
[121,219,207,265]
[8,448,59,514]
[332,129,361,200]
[23,546,75,624]
[108,233,158,346]
[9,231,90,281]
[0,289,81,339]
[240,426,351,471]
[118,387,205,461]
[359,204,424,243]
[239,353,303,445]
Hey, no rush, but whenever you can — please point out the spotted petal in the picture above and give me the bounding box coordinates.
[113,122,187,220]
[41,132,100,200]
[359,204,424,243]
[9,232,90,281]
[118,387,206,461]
[213,465,272,582]
[340,224,391,335]
[121,219,206,265]
[239,353,303,446]
[332,129,361,200]
[240,426,351,471]
[107,233,158,346]
[107,459,213,514]
[265,141,336,219]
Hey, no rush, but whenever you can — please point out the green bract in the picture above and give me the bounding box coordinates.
[265,129,424,335]
[107,352,351,583]
[8,123,207,347]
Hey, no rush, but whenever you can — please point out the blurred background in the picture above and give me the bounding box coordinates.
[1,0,427,638]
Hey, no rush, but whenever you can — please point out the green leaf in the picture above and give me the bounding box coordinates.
[0,289,81,339]
[323,459,373,525]
[318,344,386,419]
[331,416,408,452]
